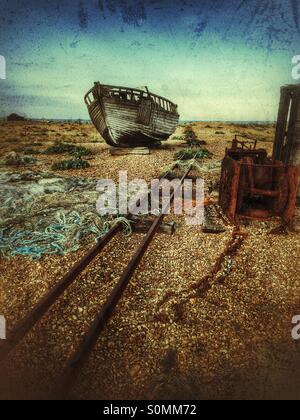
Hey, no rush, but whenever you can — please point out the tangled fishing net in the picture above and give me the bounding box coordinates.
[0,171,117,260]
[161,158,204,179]
[103,217,133,236]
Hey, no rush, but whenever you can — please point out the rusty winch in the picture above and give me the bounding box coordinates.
[219,136,299,225]
[219,84,300,226]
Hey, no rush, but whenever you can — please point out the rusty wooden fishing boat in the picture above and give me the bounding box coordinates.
[84,82,179,147]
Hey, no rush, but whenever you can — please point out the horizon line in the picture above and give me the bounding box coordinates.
[0,117,277,124]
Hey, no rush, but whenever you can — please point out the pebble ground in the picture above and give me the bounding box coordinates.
[0,121,299,400]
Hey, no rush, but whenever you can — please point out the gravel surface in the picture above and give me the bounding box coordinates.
[0,121,300,400]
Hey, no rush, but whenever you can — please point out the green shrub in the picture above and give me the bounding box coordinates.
[3,152,37,166]
[174,148,211,160]
[52,158,90,171]
[186,138,207,147]
[24,148,41,155]
[185,129,196,139]
[23,156,37,164]
[45,142,92,157]
[45,142,75,154]
[70,146,93,158]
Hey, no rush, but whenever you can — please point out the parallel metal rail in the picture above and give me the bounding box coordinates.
[57,167,191,398]
[0,165,193,398]
[0,224,122,362]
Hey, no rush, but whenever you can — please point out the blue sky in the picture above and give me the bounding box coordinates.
[0,0,299,121]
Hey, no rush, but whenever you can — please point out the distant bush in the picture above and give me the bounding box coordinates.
[185,129,195,138]
[183,127,207,146]
[52,158,90,171]
[23,148,41,155]
[172,136,185,141]
[45,142,92,157]
[175,148,211,160]
[3,152,37,166]
[70,146,93,158]
[45,143,75,154]
[24,156,37,164]
[186,138,207,147]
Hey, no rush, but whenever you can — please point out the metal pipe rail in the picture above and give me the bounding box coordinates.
[57,166,192,398]
[0,223,122,362]
[0,159,195,399]
[0,173,171,363]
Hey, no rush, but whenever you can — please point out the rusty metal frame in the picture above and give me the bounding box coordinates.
[219,140,299,225]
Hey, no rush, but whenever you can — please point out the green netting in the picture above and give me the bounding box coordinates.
[104,216,133,236]
[0,210,110,260]
[0,171,113,260]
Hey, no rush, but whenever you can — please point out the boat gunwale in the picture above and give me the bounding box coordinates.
[85,82,179,115]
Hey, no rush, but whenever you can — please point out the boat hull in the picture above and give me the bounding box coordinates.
[85,83,179,147]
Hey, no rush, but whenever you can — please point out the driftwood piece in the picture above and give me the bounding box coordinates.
[109,147,150,156]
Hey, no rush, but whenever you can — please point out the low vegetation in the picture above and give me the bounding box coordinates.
[23,148,41,155]
[184,126,207,147]
[52,158,90,171]
[175,148,211,160]
[2,152,37,166]
[45,142,92,157]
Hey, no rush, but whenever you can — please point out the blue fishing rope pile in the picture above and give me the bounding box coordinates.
[0,211,110,260]
[0,172,112,260]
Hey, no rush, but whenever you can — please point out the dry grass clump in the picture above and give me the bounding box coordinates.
[2,151,37,166]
